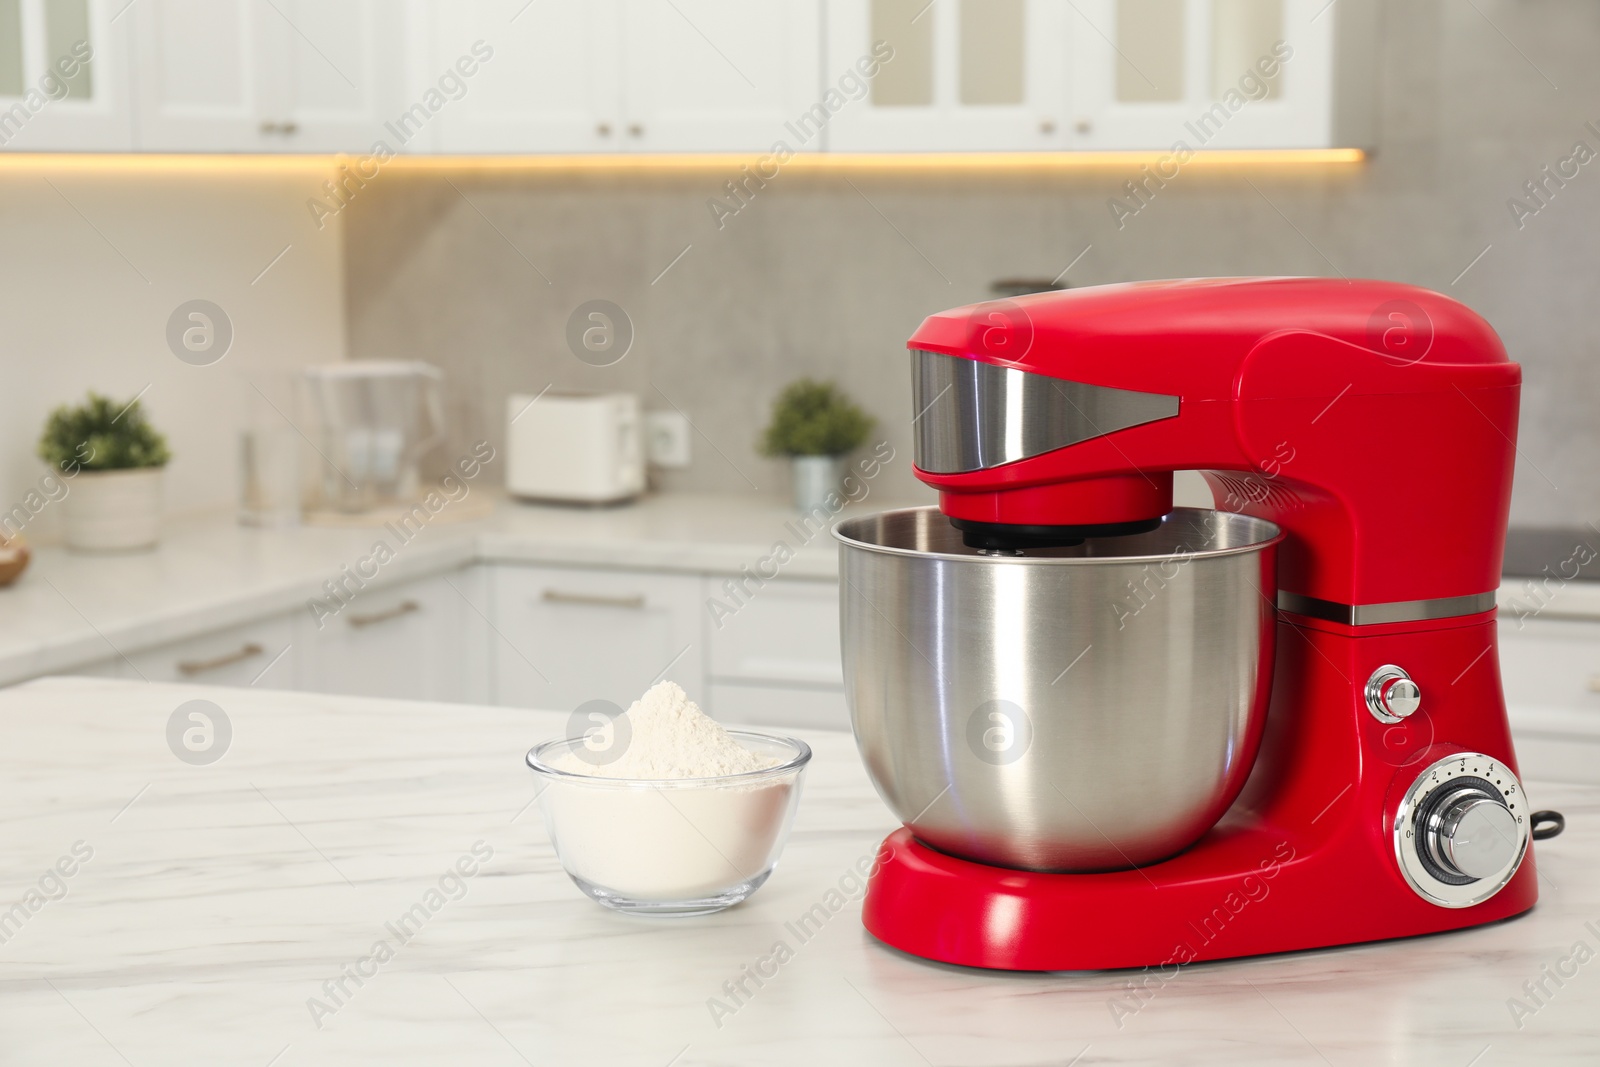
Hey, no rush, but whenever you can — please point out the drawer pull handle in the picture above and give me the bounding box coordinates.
[178,643,264,676]
[1588,676,1600,693]
[347,600,421,629]
[541,590,646,610]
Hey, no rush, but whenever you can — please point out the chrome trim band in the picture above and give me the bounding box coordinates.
[1277,591,1498,626]
[910,349,1180,474]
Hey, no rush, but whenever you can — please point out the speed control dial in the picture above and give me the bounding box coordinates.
[1394,753,1530,907]
[1424,784,1520,880]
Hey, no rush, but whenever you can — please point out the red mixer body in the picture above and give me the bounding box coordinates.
[862,278,1536,970]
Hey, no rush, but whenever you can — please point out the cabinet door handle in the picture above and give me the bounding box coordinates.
[347,600,421,629]
[628,123,644,137]
[279,120,298,135]
[1587,675,1600,693]
[259,120,280,134]
[541,590,646,610]
[596,121,613,136]
[178,643,264,676]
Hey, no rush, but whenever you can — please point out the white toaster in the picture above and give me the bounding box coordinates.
[505,391,646,504]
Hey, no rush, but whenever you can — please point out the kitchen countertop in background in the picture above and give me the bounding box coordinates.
[2,677,1595,1066]
[1501,526,1600,622]
[0,493,888,685]
[6,497,1600,689]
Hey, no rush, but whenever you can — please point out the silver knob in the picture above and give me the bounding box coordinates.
[1423,786,1520,880]
[1365,664,1421,723]
[596,122,612,136]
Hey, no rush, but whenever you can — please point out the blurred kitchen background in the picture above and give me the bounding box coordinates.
[4,0,1600,778]
[7,0,1600,520]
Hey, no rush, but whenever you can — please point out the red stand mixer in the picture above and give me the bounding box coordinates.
[835,277,1540,970]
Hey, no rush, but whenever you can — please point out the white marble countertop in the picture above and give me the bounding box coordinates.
[1,677,1595,1065]
[0,492,904,685]
[1498,578,1600,625]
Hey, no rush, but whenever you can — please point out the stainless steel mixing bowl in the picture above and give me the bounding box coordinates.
[836,506,1282,872]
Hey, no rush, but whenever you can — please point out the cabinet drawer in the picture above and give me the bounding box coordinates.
[1507,732,1600,787]
[707,682,849,732]
[126,614,297,688]
[297,568,487,704]
[708,578,841,686]
[488,564,704,712]
[1498,617,1600,715]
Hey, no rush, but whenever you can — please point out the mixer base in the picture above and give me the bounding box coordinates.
[862,826,1537,971]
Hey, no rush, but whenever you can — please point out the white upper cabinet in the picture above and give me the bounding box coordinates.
[1069,0,1339,150]
[0,0,134,150]
[4,0,1376,153]
[132,0,266,150]
[432,0,821,154]
[825,0,1376,152]
[431,0,621,154]
[826,0,1070,151]
[133,0,407,153]
[619,0,821,152]
[263,0,408,152]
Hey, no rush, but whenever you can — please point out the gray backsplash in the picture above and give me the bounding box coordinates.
[345,0,1600,526]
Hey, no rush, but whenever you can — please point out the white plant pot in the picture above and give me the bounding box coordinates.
[63,468,164,552]
[791,455,845,513]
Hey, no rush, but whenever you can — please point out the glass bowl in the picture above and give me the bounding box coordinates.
[525,731,811,917]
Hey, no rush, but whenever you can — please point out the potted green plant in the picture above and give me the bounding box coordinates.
[759,380,875,511]
[38,392,171,552]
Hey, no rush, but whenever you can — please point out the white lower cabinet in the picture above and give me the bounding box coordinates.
[295,568,489,704]
[486,563,705,714]
[58,562,851,729]
[1498,617,1600,715]
[704,576,848,729]
[1499,616,1600,785]
[708,682,849,731]
[124,613,298,688]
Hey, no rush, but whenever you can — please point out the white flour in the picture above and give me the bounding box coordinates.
[552,681,780,779]
[540,681,799,902]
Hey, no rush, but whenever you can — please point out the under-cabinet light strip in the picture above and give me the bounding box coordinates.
[0,149,1366,174]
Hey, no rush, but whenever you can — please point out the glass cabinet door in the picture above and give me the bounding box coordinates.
[1071,0,1339,150]
[827,0,1359,152]
[0,0,132,150]
[825,0,1070,151]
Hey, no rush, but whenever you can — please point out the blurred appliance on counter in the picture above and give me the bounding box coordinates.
[506,391,644,505]
[989,278,1069,298]
[301,362,445,514]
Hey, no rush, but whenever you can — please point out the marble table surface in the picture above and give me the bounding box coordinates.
[2,677,1597,1066]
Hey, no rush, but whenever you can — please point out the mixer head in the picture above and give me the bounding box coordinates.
[911,346,1182,550]
[906,278,1521,609]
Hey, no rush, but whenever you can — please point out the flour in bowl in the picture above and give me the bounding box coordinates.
[553,680,781,779]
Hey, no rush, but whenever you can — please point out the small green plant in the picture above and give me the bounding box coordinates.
[38,392,171,473]
[759,379,875,457]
